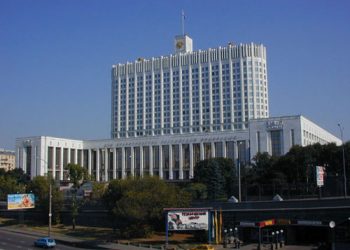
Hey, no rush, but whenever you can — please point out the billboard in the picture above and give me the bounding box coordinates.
[316,166,325,187]
[7,193,35,210]
[167,210,209,231]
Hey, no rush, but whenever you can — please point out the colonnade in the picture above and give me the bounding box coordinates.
[18,139,249,182]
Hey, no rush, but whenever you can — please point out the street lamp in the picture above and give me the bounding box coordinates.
[271,232,275,250]
[338,123,347,197]
[280,230,284,247]
[276,231,279,249]
[329,221,336,250]
[224,229,228,248]
[37,157,52,238]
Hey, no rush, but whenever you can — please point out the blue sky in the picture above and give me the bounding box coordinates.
[1,0,349,150]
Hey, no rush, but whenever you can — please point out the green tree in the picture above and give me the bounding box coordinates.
[67,163,89,230]
[0,175,26,200]
[184,182,208,200]
[5,168,30,185]
[91,182,106,200]
[103,176,190,237]
[193,158,235,200]
[27,176,63,224]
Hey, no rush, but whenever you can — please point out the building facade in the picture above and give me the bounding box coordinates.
[111,35,268,138]
[0,149,16,171]
[16,116,341,181]
[16,35,341,182]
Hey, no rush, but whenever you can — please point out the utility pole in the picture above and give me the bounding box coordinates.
[38,157,52,237]
[338,123,347,197]
[48,178,52,237]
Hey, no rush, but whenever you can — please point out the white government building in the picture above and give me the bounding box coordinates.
[16,35,341,181]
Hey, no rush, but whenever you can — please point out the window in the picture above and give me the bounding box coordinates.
[270,130,283,156]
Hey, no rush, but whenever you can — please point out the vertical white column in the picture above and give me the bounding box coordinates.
[67,148,71,164]
[134,65,138,137]
[88,149,92,176]
[234,142,239,164]
[22,148,26,174]
[121,147,126,179]
[149,145,153,176]
[179,144,183,179]
[113,148,117,179]
[74,149,78,164]
[188,64,193,133]
[130,147,135,177]
[52,147,56,179]
[239,57,245,129]
[140,146,144,177]
[219,51,224,131]
[117,74,121,138]
[222,141,227,158]
[33,146,38,177]
[125,73,129,138]
[96,149,100,182]
[142,71,147,135]
[208,50,213,132]
[169,60,174,134]
[151,60,155,136]
[80,150,84,166]
[200,142,205,160]
[60,147,64,180]
[104,148,109,181]
[198,58,203,131]
[169,145,173,179]
[160,60,164,135]
[211,142,215,158]
[179,65,183,134]
[159,145,163,179]
[228,44,235,131]
[189,144,194,179]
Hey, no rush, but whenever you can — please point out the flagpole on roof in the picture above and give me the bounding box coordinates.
[182,10,185,36]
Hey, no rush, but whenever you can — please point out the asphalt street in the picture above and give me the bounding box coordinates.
[0,229,82,250]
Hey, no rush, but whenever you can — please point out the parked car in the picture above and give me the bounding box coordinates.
[190,244,215,250]
[34,237,56,248]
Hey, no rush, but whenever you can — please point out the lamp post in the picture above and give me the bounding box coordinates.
[37,157,52,238]
[280,230,284,247]
[329,221,336,250]
[236,141,243,202]
[271,232,275,250]
[338,123,347,197]
[275,231,279,249]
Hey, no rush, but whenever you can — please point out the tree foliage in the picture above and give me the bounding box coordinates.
[184,182,208,200]
[27,176,63,224]
[193,158,235,200]
[67,163,89,230]
[67,163,89,188]
[103,176,191,237]
[0,168,29,200]
[244,142,350,197]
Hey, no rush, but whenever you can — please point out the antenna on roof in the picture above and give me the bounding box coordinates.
[181,10,186,36]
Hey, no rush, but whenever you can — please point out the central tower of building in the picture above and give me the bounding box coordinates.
[111,35,268,139]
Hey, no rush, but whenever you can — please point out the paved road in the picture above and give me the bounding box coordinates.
[0,229,82,250]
